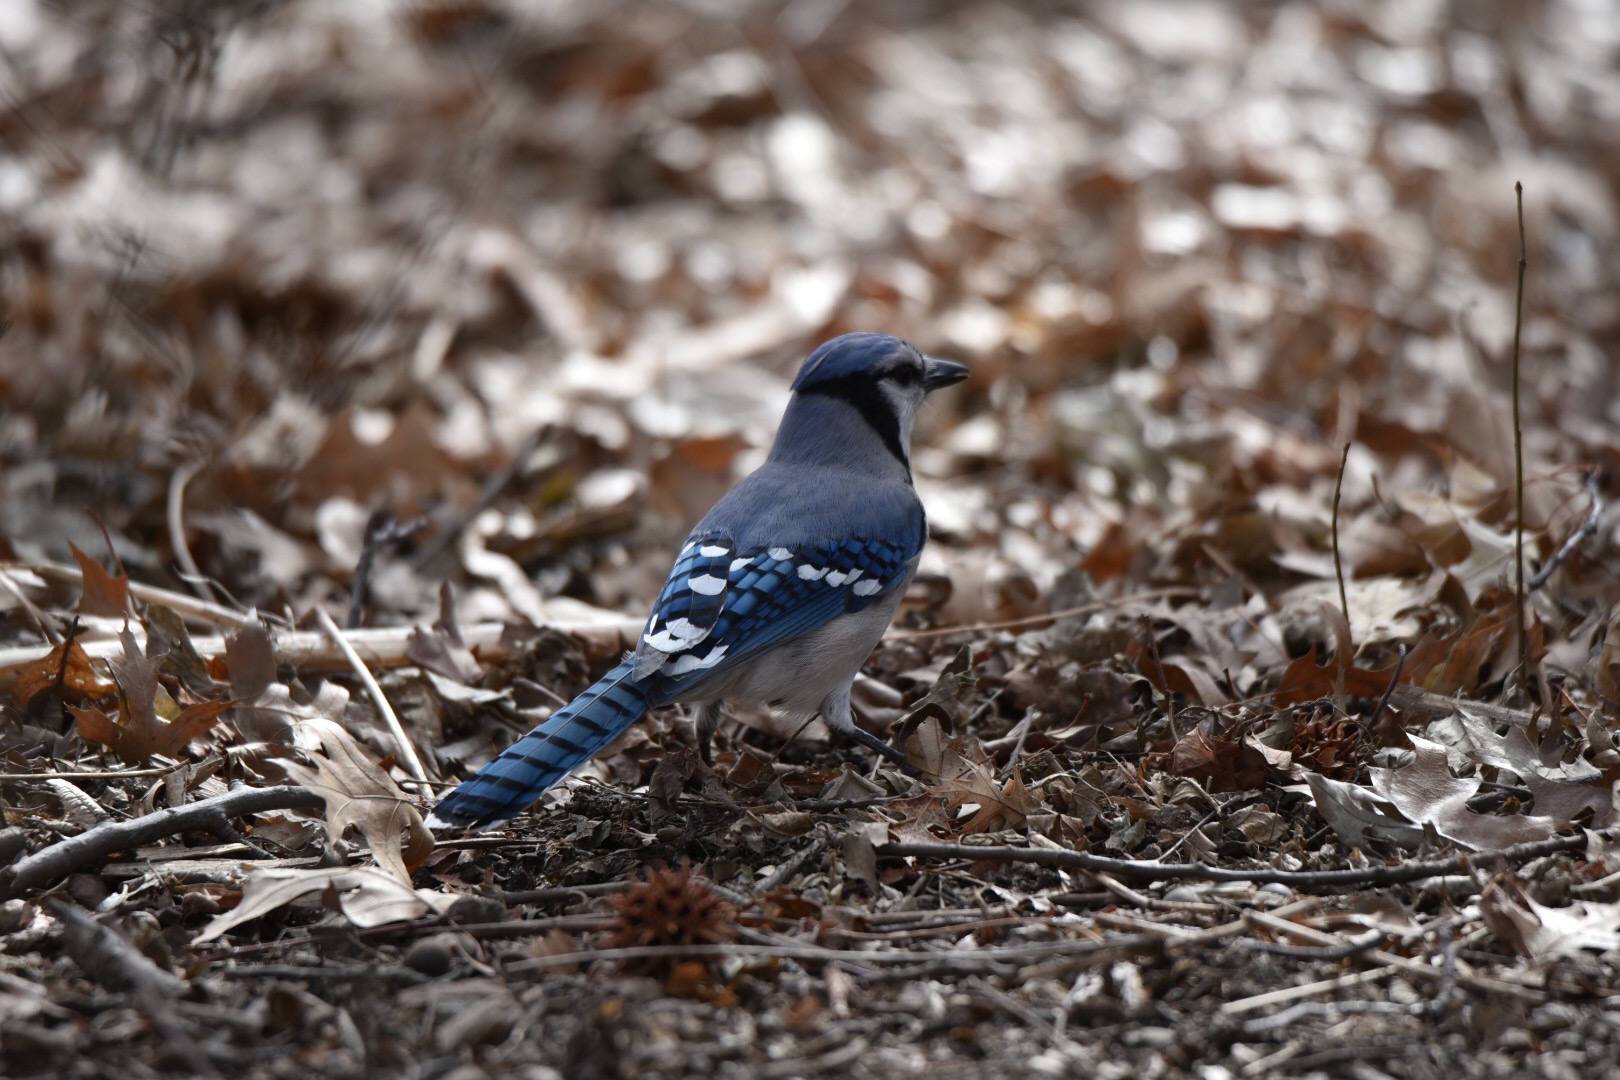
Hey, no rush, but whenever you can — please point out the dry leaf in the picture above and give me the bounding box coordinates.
[68,542,130,620]
[1368,735,1563,850]
[195,866,455,943]
[14,637,115,711]
[276,718,433,884]
[1480,880,1620,960]
[71,630,227,763]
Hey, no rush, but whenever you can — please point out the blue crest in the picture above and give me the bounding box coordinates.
[791,333,915,391]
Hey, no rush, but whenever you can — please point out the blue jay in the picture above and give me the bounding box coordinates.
[427,333,968,829]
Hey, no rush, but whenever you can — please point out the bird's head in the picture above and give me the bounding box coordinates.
[781,333,968,473]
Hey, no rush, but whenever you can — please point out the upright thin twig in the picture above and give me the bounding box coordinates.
[314,606,428,782]
[1332,442,1351,632]
[1510,181,1529,692]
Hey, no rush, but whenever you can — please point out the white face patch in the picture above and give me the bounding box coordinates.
[768,547,793,561]
[852,579,883,597]
[797,564,829,581]
[688,574,726,595]
[699,544,729,557]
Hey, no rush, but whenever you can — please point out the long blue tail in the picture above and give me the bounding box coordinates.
[426,660,649,830]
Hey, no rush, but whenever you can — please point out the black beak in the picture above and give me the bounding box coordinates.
[922,357,969,392]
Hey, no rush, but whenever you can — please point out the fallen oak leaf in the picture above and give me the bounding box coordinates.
[14,635,115,712]
[194,866,454,944]
[68,541,131,620]
[276,717,432,884]
[1368,735,1563,850]
[1480,879,1620,961]
[404,582,483,683]
[69,630,229,763]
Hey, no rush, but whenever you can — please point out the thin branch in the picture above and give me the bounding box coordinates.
[166,458,215,604]
[0,610,643,692]
[1511,179,1529,691]
[1529,467,1602,590]
[1,559,245,628]
[874,832,1589,889]
[885,587,1199,641]
[1332,441,1351,632]
[0,784,323,900]
[317,606,428,782]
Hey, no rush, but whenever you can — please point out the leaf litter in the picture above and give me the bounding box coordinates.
[1,1,1619,1078]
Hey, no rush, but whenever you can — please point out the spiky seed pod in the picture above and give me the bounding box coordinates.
[605,865,737,975]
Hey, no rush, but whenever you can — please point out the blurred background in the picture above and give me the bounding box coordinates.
[1,0,1617,649]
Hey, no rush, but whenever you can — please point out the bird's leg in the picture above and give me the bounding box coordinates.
[695,701,724,764]
[844,722,920,775]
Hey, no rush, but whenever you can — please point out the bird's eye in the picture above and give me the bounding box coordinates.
[890,365,920,386]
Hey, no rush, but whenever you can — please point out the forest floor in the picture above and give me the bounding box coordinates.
[2,1,1619,1077]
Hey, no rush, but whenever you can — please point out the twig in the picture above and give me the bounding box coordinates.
[53,902,222,1079]
[166,458,215,604]
[0,784,323,900]
[874,832,1589,889]
[313,606,428,782]
[503,933,1159,975]
[1529,467,1602,590]
[885,588,1198,641]
[1221,966,1392,1016]
[1245,909,1540,1002]
[1332,441,1351,631]
[0,559,245,628]
[348,512,427,628]
[1364,643,1406,734]
[410,424,550,571]
[0,765,187,781]
[0,611,643,691]
[1140,613,1177,734]
[1510,179,1528,691]
[0,568,58,643]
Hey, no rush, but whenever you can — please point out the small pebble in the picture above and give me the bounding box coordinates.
[403,936,456,977]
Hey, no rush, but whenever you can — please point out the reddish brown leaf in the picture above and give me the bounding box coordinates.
[68,541,130,620]
[14,638,115,711]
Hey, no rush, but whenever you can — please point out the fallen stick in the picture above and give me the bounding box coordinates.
[0,613,643,692]
[874,833,1590,889]
[0,784,324,900]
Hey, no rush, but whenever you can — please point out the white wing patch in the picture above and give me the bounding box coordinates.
[668,644,729,676]
[688,573,726,595]
[852,579,883,597]
[796,564,829,581]
[769,547,792,561]
[643,615,709,653]
[700,544,729,557]
[730,555,754,571]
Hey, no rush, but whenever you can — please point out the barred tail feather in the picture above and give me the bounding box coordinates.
[426,660,649,830]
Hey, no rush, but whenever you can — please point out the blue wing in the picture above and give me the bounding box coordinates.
[632,532,920,701]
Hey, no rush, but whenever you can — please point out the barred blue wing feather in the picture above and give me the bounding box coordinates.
[634,534,921,697]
